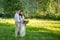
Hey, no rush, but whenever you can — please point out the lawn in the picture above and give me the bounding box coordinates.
[0,18,60,40]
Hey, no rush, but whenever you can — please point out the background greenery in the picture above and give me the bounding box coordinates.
[0,0,60,40]
[0,0,60,20]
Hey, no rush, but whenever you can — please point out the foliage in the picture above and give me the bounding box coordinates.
[0,0,59,20]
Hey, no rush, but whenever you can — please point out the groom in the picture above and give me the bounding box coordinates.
[14,9,21,37]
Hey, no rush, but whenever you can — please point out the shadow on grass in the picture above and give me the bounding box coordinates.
[0,23,60,40]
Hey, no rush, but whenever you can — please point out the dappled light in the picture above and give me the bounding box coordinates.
[0,0,60,40]
[0,18,60,40]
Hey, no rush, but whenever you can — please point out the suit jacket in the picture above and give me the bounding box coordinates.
[14,12,24,23]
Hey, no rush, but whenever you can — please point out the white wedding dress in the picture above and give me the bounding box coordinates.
[19,16,25,37]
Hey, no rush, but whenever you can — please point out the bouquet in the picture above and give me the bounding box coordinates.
[23,20,29,25]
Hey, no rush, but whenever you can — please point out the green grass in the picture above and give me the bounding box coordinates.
[0,18,60,40]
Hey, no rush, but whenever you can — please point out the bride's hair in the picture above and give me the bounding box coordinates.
[19,11,23,17]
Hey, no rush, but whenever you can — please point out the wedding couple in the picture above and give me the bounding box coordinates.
[14,9,28,37]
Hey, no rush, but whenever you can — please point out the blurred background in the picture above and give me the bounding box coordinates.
[0,0,60,20]
[0,0,60,40]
